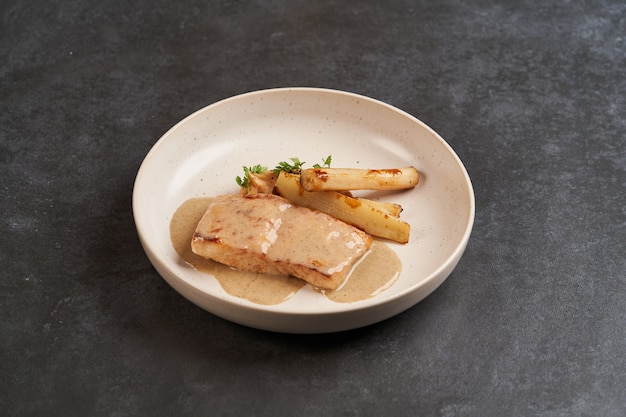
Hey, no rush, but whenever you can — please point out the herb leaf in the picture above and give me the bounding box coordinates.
[236,164,267,188]
[273,157,305,174]
[312,155,332,169]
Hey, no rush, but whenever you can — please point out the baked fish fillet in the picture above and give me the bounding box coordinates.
[191,193,372,290]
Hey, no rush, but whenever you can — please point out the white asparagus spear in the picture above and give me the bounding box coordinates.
[299,166,419,191]
[274,172,410,243]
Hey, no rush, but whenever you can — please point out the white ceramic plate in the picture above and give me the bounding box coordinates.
[133,87,474,333]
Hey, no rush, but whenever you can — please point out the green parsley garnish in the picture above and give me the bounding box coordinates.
[236,155,332,189]
[235,164,267,188]
[273,157,306,174]
[312,155,332,169]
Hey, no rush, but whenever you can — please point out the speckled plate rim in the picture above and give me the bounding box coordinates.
[133,87,475,333]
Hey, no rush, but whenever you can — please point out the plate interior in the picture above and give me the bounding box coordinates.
[134,88,474,324]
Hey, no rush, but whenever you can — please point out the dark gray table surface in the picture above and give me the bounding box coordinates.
[2,1,624,416]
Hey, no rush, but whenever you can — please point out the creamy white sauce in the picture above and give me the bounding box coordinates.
[170,197,402,305]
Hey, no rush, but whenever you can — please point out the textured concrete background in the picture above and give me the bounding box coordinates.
[1,1,625,416]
